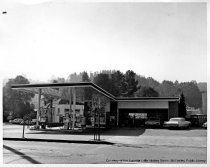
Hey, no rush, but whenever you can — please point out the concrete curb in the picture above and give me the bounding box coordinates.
[3,137,114,145]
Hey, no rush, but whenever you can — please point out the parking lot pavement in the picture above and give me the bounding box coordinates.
[3,124,207,164]
[105,128,207,148]
[3,124,207,148]
[107,135,206,148]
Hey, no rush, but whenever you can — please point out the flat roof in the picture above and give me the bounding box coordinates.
[11,82,179,102]
[117,97,179,101]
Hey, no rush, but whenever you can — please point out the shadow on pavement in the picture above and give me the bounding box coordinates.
[26,127,146,136]
[3,145,41,164]
[101,128,146,136]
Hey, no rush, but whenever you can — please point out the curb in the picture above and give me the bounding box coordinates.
[3,137,114,145]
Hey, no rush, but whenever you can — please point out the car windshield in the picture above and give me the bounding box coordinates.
[170,118,184,122]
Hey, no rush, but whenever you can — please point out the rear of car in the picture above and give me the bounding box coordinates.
[164,118,190,129]
[164,121,179,128]
[203,122,207,129]
[11,118,23,124]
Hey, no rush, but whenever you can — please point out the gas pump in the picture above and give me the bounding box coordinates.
[64,112,70,129]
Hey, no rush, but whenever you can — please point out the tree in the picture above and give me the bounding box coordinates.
[3,75,35,120]
[81,71,90,82]
[81,71,92,100]
[92,93,108,141]
[178,82,202,108]
[135,75,160,89]
[93,73,112,93]
[110,70,125,97]
[158,80,174,96]
[136,86,159,97]
[52,77,65,83]
[178,92,187,118]
[122,70,140,97]
[67,72,82,82]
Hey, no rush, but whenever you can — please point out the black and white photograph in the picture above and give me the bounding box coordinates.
[1,0,208,165]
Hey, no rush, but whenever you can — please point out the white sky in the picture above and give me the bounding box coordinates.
[0,0,207,83]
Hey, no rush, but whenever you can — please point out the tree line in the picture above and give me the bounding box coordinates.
[66,70,203,109]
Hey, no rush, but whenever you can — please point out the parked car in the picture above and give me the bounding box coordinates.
[20,120,33,125]
[190,114,207,127]
[164,117,191,129]
[203,122,207,129]
[11,118,23,124]
[145,117,162,127]
[31,119,37,125]
[10,118,18,124]
[29,125,39,130]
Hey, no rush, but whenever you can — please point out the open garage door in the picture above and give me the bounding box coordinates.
[119,109,168,127]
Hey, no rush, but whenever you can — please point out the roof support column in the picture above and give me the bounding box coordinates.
[72,87,76,130]
[117,107,119,127]
[68,88,72,130]
[168,102,170,120]
[36,88,42,127]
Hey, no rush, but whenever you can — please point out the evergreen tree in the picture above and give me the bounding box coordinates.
[81,71,90,82]
[93,73,112,93]
[81,71,92,100]
[123,70,140,97]
[110,70,125,97]
[178,92,187,118]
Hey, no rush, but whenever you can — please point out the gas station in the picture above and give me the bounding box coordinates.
[12,82,180,130]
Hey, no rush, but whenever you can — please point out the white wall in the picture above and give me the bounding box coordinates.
[118,100,168,109]
[54,104,84,123]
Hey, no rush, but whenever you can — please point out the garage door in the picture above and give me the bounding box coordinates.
[119,109,168,127]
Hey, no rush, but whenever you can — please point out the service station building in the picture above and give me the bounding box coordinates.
[12,82,179,128]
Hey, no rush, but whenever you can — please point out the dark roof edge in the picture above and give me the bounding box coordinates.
[11,82,92,88]
[11,82,179,101]
[116,97,179,101]
[11,82,117,101]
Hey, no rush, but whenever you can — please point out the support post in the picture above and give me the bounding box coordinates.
[36,88,41,128]
[98,98,101,141]
[68,88,72,129]
[50,99,53,123]
[94,110,96,140]
[22,124,25,138]
[72,87,76,130]
[98,111,100,141]
[117,108,119,127]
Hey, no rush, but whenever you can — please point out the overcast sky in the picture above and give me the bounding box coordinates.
[0,0,207,83]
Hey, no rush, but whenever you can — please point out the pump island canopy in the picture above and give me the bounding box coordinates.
[11,82,115,100]
[11,82,180,128]
[11,82,179,101]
